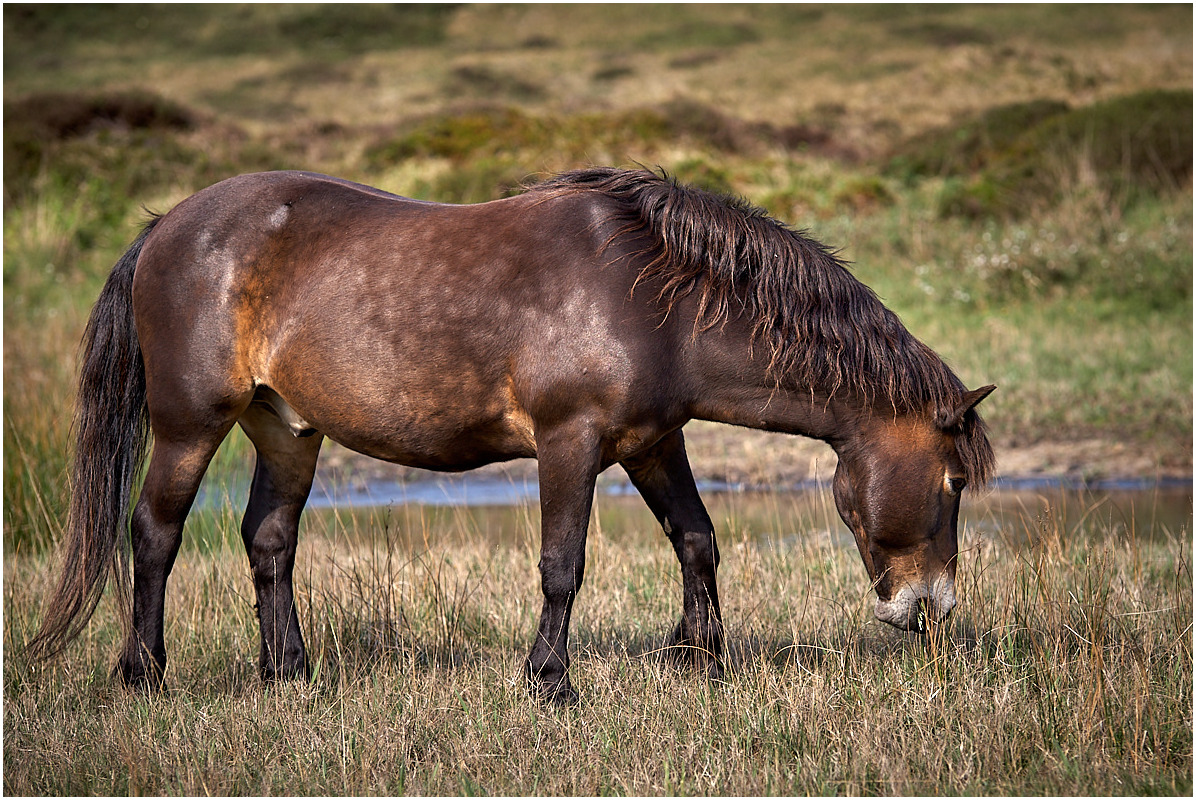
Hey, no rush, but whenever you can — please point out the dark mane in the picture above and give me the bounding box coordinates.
[529,167,995,485]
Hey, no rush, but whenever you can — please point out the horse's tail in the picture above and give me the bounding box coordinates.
[25,215,161,662]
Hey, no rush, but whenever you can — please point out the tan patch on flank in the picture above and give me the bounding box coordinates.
[502,375,537,454]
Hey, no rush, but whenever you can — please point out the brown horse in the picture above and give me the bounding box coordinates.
[28,167,994,705]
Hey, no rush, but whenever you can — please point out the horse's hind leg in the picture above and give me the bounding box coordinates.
[621,429,724,679]
[119,430,234,689]
[236,402,323,682]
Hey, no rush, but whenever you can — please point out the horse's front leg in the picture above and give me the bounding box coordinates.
[621,429,725,680]
[525,424,601,706]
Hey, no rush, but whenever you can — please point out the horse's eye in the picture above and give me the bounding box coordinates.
[945,476,967,496]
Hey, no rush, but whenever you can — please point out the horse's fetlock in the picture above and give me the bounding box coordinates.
[116,651,167,692]
[525,659,578,707]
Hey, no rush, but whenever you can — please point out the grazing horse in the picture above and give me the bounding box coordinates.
[28,167,994,705]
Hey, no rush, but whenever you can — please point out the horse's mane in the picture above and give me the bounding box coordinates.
[528,167,995,485]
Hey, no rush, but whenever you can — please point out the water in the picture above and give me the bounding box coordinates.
[195,466,1191,549]
[961,482,1192,545]
[303,473,749,509]
[306,474,542,508]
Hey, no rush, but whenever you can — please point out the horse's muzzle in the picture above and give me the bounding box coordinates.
[874,574,956,632]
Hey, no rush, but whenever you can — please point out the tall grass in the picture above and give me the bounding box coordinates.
[3,491,1190,795]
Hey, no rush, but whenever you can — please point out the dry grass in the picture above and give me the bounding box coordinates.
[4,492,1191,795]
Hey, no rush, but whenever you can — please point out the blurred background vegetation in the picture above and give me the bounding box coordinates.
[4,4,1192,550]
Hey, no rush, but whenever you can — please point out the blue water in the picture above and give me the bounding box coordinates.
[295,474,1190,509]
[195,469,1191,545]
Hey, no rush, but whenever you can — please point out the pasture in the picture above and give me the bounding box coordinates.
[4,491,1192,794]
[4,4,1192,795]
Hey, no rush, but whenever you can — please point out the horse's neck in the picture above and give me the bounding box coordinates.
[673,293,902,447]
[680,332,857,445]
[689,379,866,445]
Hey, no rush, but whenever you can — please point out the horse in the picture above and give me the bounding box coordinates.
[28,167,994,705]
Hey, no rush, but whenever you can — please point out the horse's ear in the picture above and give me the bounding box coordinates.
[937,384,996,430]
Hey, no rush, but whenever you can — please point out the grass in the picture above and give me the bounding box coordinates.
[4,491,1191,795]
[3,4,1193,796]
[893,90,1194,220]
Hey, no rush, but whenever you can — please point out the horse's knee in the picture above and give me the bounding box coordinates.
[538,553,585,599]
[243,524,296,576]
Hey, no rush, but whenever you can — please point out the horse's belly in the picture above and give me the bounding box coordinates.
[335,420,536,471]
[288,387,538,471]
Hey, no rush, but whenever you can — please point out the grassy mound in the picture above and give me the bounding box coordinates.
[889,89,1192,218]
[886,98,1071,180]
[4,90,196,199]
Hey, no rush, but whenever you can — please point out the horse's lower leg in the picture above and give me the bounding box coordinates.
[238,407,322,682]
[118,438,221,689]
[664,529,724,678]
[622,429,724,678]
[525,427,600,706]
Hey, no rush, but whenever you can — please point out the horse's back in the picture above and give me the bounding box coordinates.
[130,171,439,422]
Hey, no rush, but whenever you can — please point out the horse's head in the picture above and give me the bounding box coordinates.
[832,385,995,631]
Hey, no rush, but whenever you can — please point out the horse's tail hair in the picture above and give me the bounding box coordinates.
[25,215,161,662]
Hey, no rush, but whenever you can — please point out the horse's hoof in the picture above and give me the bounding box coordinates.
[528,678,580,707]
[545,684,580,707]
[260,660,310,684]
[526,667,579,707]
[115,661,166,693]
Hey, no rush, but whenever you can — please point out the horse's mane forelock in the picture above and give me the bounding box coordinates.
[527,167,995,485]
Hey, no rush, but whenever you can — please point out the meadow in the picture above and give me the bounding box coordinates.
[3,4,1193,795]
[4,491,1192,795]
